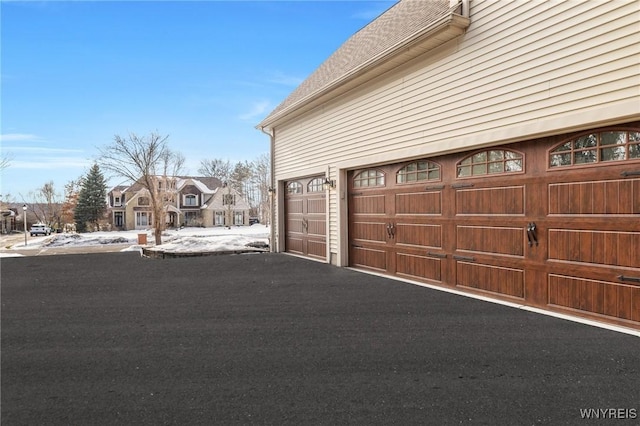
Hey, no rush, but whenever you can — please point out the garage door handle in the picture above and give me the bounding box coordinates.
[452,183,474,189]
[618,275,640,283]
[386,223,396,238]
[621,170,640,177]
[453,255,475,261]
[527,222,539,247]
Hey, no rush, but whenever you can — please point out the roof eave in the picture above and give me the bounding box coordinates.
[257,12,470,131]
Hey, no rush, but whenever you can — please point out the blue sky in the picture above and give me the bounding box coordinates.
[1,0,394,201]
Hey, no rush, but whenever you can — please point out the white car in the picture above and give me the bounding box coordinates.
[30,224,52,236]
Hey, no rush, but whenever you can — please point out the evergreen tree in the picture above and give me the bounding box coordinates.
[74,164,108,232]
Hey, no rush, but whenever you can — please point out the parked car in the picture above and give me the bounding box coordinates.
[249,217,260,225]
[30,223,52,236]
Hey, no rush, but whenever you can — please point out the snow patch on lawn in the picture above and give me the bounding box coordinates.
[0,225,270,257]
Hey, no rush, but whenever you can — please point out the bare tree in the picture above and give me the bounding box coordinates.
[62,179,81,232]
[231,160,252,197]
[198,158,232,181]
[97,132,184,245]
[0,153,12,170]
[251,153,271,224]
[27,181,63,229]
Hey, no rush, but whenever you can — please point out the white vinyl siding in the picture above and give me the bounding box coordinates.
[271,0,640,259]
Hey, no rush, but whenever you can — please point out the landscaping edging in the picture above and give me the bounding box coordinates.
[141,247,268,259]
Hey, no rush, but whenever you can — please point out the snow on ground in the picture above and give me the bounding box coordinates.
[0,225,270,257]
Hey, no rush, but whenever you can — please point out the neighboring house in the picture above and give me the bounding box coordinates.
[257,0,640,328]
[107,176,251,230]
[1,208,17,234]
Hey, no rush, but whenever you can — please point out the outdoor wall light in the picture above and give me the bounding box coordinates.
[323,178,335,190]
[268,186,276,194]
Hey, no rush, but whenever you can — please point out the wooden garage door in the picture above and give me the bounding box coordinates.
[284,176,327,260]
[348,124,640,327]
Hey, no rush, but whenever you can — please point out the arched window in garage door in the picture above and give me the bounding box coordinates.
[396,160,441,183]
[457,149,524,177]
[549,130,640,167]
[286,181,303,194]
[307,177,324,193]
[353,169,385,187]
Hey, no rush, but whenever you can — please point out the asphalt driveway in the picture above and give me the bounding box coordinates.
[2,252,638,425]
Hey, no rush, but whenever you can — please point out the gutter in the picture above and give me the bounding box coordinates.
[259,126,276,253]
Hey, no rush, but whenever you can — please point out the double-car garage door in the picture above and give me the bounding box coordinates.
[348,124,640,327]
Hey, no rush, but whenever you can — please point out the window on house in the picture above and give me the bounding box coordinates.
[136,212,150,227]
[308,178,324,193]
[184,211,199,226]
[114,211,123,227]
[184,194,198,206]
[234,211,244,225]
[114,196,121,207]
[223,194,236,205]
[287,182,303,194]
[397,161,440,183]
[549,130,640,168]
[457,150,524,177]
[215,211,225,226]
[138,196,150,206]
[353,169,385,187]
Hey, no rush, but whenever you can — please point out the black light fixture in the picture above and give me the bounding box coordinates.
[323,177,335,190]
[268,186,276,194]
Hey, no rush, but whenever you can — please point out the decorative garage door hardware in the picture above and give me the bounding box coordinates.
[427,252,448,258]
[526,222,538,247]
[451,183,474,188]
[453,255,476,261]
[621,170,640,177]
[618,275,640,283]
[425,185,445,191]
[386,223,396,238]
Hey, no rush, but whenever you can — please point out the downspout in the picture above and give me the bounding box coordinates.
[451,0,469,17]
[462,0,469,18]
[260,126,276,253]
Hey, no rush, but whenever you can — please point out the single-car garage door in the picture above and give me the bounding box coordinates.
[349,123,640,327]
[284,176,327,260]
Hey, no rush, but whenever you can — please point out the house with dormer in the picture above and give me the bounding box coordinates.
[107,176,251,230]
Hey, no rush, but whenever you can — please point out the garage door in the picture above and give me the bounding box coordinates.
[349,124,640,327]
[284,176,327,260]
